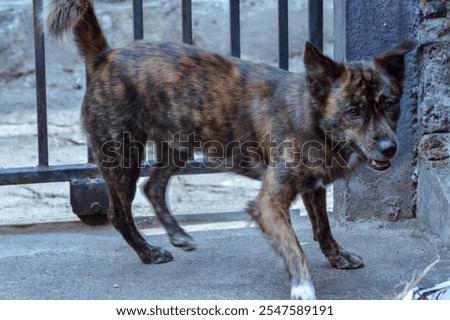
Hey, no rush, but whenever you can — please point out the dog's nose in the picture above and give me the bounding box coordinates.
[378,139,397,158]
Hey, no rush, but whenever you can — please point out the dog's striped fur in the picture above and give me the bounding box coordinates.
[44,0,414,299]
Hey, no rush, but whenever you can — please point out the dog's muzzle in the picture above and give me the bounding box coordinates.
[368,139,397,171]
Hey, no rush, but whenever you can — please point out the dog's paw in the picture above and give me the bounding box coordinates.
[328,248,364,269]
[291,281,317,300]
[170,232,196,251]
[139,245,173,264]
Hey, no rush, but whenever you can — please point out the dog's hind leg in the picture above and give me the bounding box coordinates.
[98,134,173,264]
[144,144,196,251]
[301,187,364,269]
[249,168,316,300]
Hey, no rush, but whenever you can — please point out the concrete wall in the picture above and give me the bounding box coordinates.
[333,0,420,221]
[416,1,450,244]
[334,0,450,244]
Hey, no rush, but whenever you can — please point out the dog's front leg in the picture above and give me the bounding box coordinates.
[249,169,316,300]
[301,187,364,269]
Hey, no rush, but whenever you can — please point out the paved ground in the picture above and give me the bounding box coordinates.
[0,210,449,300]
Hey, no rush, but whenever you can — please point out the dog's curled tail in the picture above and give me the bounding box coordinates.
[43,0,108,74]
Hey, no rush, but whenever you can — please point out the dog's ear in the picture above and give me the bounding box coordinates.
[304,41,345,87]
[374,40,416,83]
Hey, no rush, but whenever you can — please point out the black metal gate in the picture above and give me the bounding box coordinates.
[0,0,324,224]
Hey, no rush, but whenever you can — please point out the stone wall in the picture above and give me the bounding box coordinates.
[333,0,420,221]
[333,0,450,244]
[333,0,450,245]
[416,0,450,244]
[0,3,35,84]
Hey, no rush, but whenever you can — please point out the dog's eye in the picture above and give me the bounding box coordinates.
[384,100,397,108]
[347,108,361,118]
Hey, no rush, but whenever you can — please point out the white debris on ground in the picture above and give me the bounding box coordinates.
[401,280,450,300]
[396,257,450,300]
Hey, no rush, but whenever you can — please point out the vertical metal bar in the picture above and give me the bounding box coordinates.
[278,0,289,70]
[86,1,94,163]
[308,0,323,52]
[33,0,49,167]
[182,0,193,44]
[229,0,241,58]
[133,0,144,40]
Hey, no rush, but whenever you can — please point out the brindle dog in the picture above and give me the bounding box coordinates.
[44,0,415,299]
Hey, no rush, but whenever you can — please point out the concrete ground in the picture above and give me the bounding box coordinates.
[0,210,449,300]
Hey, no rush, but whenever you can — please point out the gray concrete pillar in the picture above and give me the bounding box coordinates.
[333,0,420,220]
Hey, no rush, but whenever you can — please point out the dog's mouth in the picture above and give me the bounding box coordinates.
[368,159,391,171]
[349,142,392,171]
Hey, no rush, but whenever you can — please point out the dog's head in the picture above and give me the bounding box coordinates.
[304,41,415,171]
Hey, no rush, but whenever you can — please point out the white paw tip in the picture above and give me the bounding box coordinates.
[291,283,317,300]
